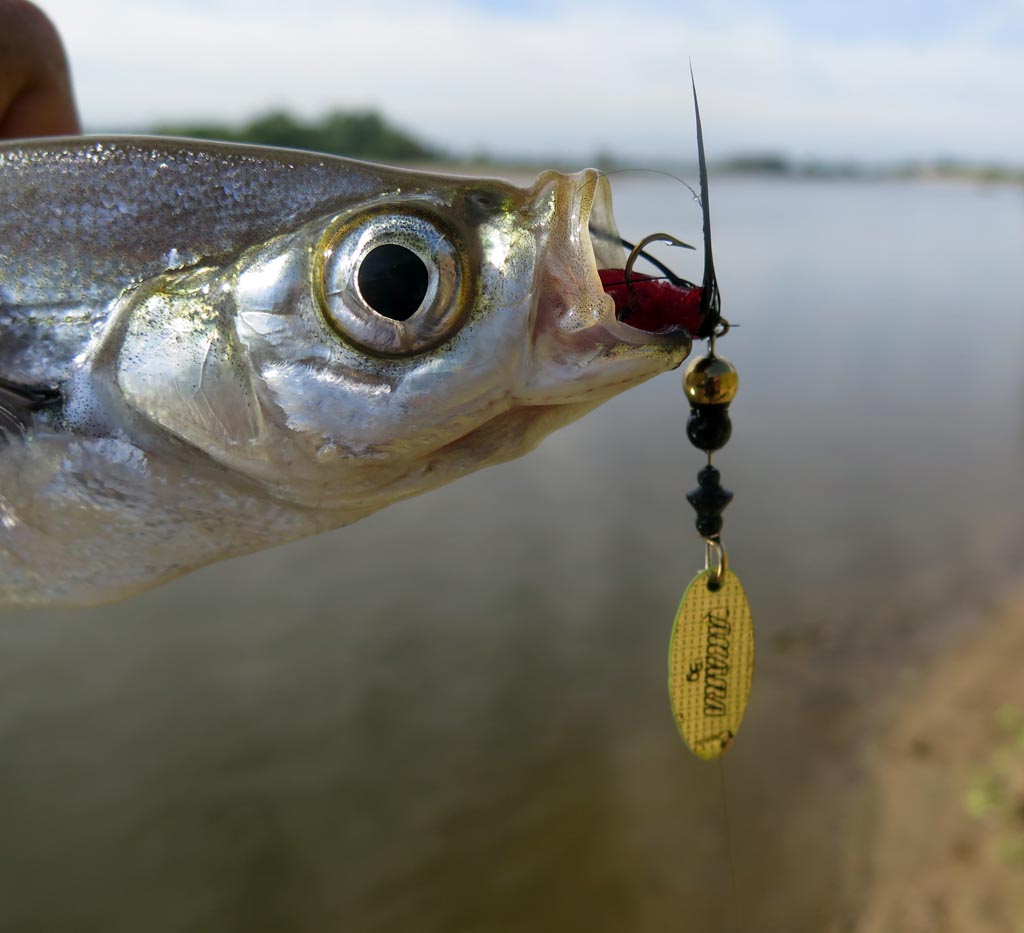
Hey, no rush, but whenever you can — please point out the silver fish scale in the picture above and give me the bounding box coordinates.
[0,138,391,385]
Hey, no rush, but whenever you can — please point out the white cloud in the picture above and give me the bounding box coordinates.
[38,0,1024,161]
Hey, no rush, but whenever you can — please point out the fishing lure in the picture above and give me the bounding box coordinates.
[602,78,756,760]
[668,78,755,761]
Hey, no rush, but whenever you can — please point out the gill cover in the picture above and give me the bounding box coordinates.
[113,263,271,461]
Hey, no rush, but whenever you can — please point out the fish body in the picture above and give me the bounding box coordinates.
[0,137,696,607]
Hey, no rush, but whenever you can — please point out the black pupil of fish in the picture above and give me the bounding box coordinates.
[357,245,429,322]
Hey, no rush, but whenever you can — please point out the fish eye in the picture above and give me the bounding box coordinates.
[357,244,429,322]
[314,208,472,356]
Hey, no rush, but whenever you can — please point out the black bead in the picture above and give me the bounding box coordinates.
[686,404,732,452]
[686,466,734,515]
[696,514,724,537]
[686,465,734,539]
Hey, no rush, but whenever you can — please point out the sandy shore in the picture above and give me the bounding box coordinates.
[854,582,1024,933]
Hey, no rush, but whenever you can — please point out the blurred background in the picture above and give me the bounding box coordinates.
[2,2,1024,931]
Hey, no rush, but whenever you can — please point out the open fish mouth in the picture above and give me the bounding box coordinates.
[588,193,709,340]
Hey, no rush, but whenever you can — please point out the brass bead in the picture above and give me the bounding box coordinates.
[683,355,739,405]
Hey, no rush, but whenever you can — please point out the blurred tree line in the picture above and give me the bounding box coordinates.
[153,110,441,161]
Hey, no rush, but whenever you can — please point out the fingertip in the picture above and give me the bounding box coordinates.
[0,0,81,139]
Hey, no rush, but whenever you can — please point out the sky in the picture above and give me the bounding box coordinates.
[36,0,1024,164]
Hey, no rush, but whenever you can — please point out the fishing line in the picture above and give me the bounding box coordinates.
[595,169,704,268]
[598,166,701,204]
[718,757,743,933]
[595,273,673,288]
[576,167,706,287]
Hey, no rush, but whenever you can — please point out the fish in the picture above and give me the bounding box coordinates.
[0,136,715,607]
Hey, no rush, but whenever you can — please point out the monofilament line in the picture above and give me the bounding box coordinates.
[718,758,742,933]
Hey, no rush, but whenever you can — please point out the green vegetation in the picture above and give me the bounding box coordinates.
[719,152,1024,183]
[152,109,441,162]
[149,108,1024,183]
[963,705,1024,865]
[718,153,792,175]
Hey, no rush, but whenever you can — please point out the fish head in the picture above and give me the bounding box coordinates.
[113,164,693,514]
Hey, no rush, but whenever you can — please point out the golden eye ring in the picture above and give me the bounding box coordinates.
[313,206,474,357]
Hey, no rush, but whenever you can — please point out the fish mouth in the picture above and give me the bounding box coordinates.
[522,170,694,403]
[582,174,707,341]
